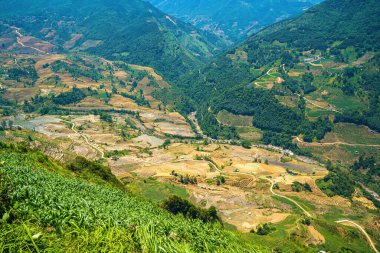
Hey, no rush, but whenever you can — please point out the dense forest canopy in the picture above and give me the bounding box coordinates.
[254,0,380,52]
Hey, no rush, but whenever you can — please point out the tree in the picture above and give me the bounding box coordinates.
[241,140,252,149]
[207,206,218,222]
[256,223,274,235]
[162,139,171,149]
[162,195,220,223]
[303,183,312,192]
[301,218,311,226]
[184,174,190,184]
[99,112,113,124]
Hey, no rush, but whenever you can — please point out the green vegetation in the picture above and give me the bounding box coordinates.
[173,0,379,156]
[241,139,252,149]
[99,112,113,124]
[291,181,312,192]
[280,156,292,163]
[0,90,15,107]
[216,110,253,127]
[162,195,220,223]
[351,155,378,175]
[51,60,102,81]
[104,149,130,159]
[251,223,276,236]
[22,87,102,114]
[0,142,267,252]
[0,0,221,80]
[215,175,226,186]
[324,123,380,146]
[317,157,380,209]
[317,161,355,198]
[271,195,304,215]
[333,55,380,131]
[7,66,38,84]
[65,156,124,189]
[170,170,198,185]
[256,0,379,53]
[120,91,150,107]
[179,174,198,185]
[0,0,379,251]
[124,118,138,130]
[313,219,369,253]
[196,106,239,139]
[126,177,189,202]
[52,87,87,105]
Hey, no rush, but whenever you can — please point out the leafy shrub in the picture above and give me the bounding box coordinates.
[162,195,220,223]
[52,87,87,105]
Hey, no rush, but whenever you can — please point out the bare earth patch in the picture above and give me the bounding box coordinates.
[307,226,325,245]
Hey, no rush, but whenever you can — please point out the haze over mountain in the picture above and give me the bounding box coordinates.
[0,0,222,79]
[146,0,322,44]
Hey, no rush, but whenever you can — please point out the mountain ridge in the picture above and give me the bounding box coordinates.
[146,0,322,43]
[0,0,222,79]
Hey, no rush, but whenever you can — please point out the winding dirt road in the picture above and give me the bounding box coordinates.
[268,178,378,252]
[12,26,47,54]
[267,179,312,217]
[336,220,379,253]
[213,166,378,252]
[304,96,340,113]
[267,176,378,252]
[61,120,105,159]
[295,93,340,113]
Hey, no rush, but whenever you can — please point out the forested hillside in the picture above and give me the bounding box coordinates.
[255,0,380,52]
[0,0,221,79]
[175,0,379,149]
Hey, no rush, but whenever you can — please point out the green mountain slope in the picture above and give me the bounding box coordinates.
[255,0,380,51]
[0,0,221,79]
[176,0,379,148]
[147,0,321,44]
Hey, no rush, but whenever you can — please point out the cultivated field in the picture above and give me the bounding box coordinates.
[1,52,379,251]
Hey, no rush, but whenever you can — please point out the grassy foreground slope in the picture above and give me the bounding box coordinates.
[0,143,267,252]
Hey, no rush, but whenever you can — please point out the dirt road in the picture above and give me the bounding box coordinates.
[267,176,378,252]
[304,96,340,112]
[12,26,47,54]
[336,220,379,253]
[61,120,105,159]
[267,178,312,217]
[220,168,377,252]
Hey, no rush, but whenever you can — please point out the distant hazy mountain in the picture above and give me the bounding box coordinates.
[146,0,321,44]
[0,0,221,79]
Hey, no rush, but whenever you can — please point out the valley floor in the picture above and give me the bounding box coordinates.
[0,53,379,252]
